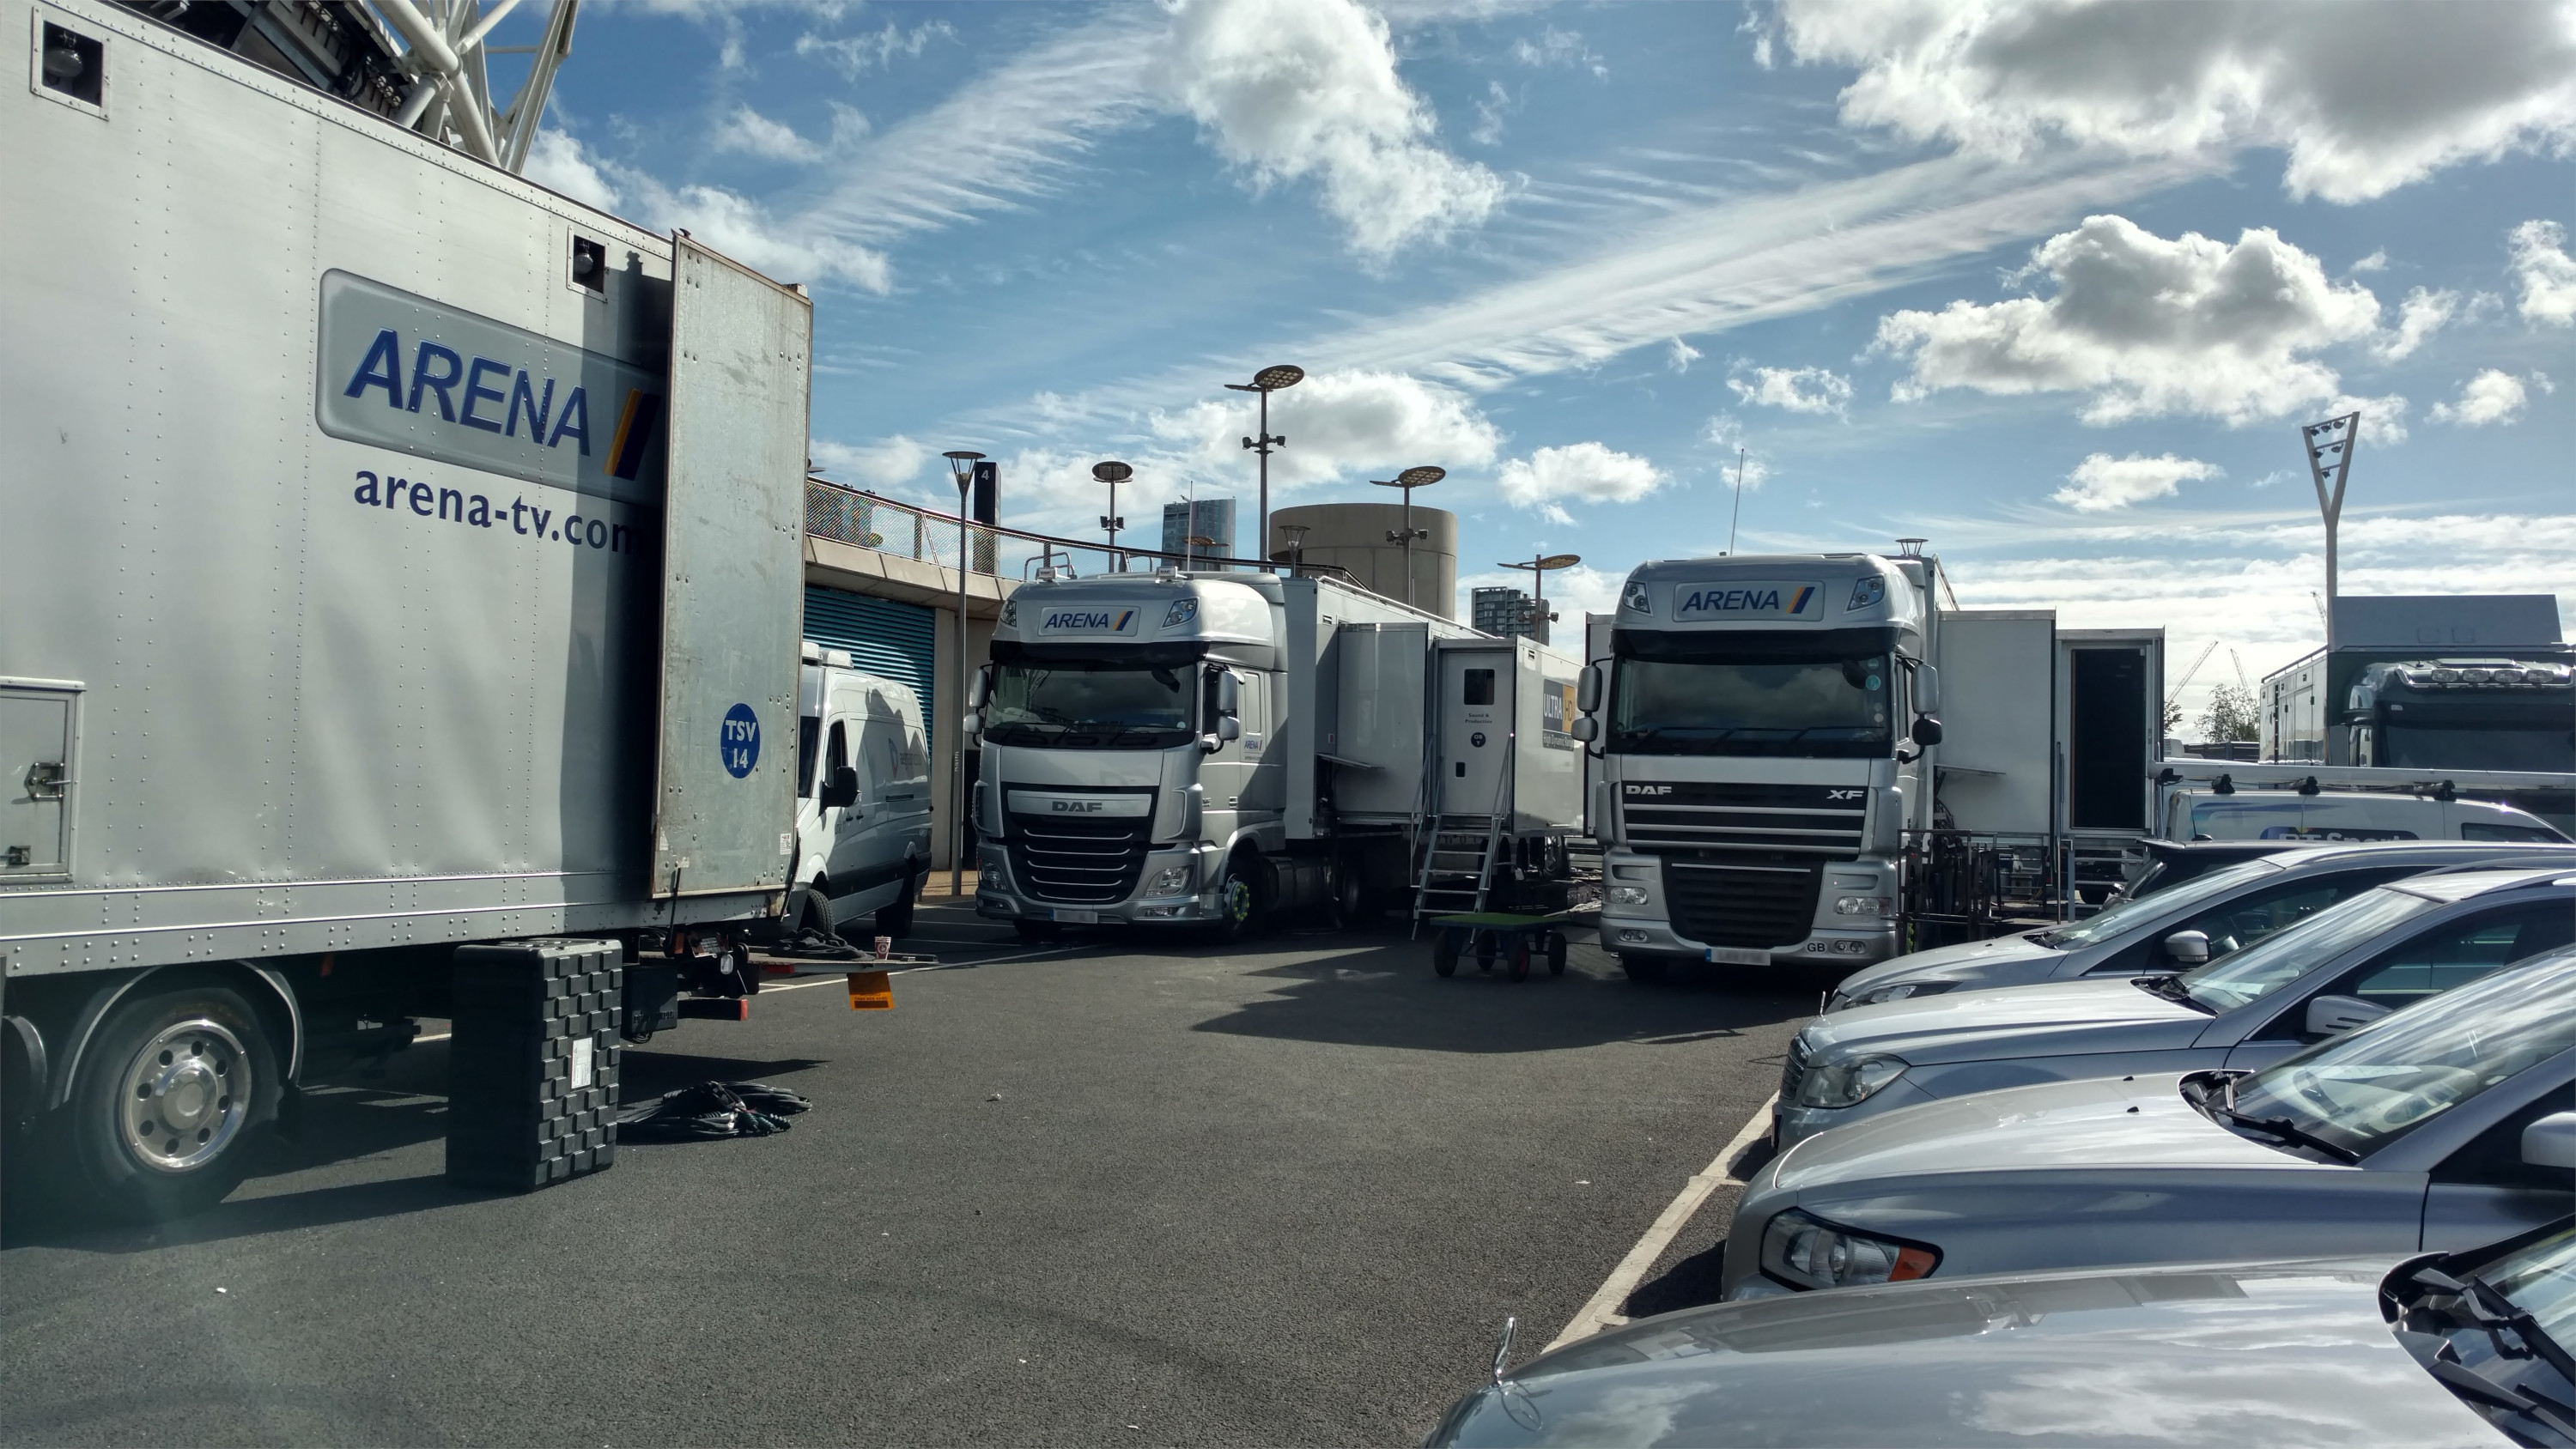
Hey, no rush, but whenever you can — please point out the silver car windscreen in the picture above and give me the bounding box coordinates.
[2035,858,2284,949]
[2178,887,2440,1012]
[2227,955,2576,1157]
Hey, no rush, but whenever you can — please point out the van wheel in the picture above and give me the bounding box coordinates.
[875,865,917,939]
[58,980,280,1222]
[790,884,835,940]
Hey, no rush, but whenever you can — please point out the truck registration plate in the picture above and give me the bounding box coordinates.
[1053,908,1100,925]
[1704,946,1770,966]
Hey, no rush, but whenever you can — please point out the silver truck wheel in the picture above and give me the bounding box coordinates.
[61,980,279,1222]
[120,1017,252,1173]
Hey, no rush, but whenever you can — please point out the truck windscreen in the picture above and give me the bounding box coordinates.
[2373,724,2574,773]
[1609,650,1894,757]
[984,661,1195,749]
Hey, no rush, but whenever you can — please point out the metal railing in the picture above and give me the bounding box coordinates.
[804,478,1358,585]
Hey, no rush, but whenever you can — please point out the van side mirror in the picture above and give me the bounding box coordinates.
[821,765,860,809]
[2304,993,2389,1037]
[2523,1111,2576,1169]
[1913,664,1940,713]
[1214,670,1240,717]
[1570,716,1598,743]
[1910,715,1944,747]
[1577,664,1602,714]
[966,666,992,710]
[2162,929,2210,965]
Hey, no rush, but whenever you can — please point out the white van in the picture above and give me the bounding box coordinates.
[791,646,934,939]
[2163,787,2567,844]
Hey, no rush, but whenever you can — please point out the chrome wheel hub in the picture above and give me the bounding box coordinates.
[121,1018,249,1173]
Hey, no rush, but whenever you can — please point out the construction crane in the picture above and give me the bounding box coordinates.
[2229,648,2253,692]
[2165,639,2220,717]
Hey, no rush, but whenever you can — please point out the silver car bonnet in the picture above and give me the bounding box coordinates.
[1771,1074,2321,1192]
[1425,1258,2494,1447]
[1803,977,2208,1066]
[1829,931,2059,996]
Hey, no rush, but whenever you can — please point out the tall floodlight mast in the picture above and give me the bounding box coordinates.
[2302,411,2360,655]
[1224,365,1303,570]
[942,449,986,900]
[1501,553,1581,645]
[1370,465,1446,608]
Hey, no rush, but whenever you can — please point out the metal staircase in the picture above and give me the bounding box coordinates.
[1409,812,1506,924]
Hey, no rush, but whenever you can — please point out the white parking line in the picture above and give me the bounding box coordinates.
[1545,1092,1777,1351]
[758,943,1092,989]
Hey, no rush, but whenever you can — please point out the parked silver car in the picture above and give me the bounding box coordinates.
[1719,950,2576,1302]
[1424,1222,2576,1447]
[1777,866,2575,1147]
[1829,840,2576,1012]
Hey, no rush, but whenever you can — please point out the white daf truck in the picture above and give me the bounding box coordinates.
[1,0,818,1219]
[965,569,1583,938]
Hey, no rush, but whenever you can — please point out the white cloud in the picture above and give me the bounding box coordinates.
[525,130,623,212]
[1496,441,1666,524]
[811,435,930,489]
[1511,26,1607,78]
[2373,287,2457,361]
[1728,365,1852,415]
[532,130,890,292]
[1147,369,1504,495]
[2510,219,2576,325]
[1776,0,2576,203]
[712,104,823,164]
[2429,369,2533,427]
[1874,214,2384,426]
[2347,249,2388,275]
[1163,0,1506,260]
[1666,337,1703,373]
[1700,413,1772,491]
[1470,80,1515,147]
[793,19,956,76]
[2051,452,2219,512]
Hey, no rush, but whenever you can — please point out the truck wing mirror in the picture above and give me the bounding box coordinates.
[966,666,992,710]
[1577,664,1602,714]
[1214,670,1240,717]
[2161,929,2210,965]
[2304,993,2390,1037]
[1913,663,1940,713]
[1215,715,1242,743]
[1570,716,1598,743]
[821,765,860,809]
[961,709,982,740]
[1910,714,1943,747]
[2523,1111,2576,1170]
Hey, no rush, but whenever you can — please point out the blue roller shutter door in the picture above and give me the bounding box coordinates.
[802,585,937,704]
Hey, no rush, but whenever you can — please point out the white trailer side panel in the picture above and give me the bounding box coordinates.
[1932,610,2057,836]
[0,0,771,977]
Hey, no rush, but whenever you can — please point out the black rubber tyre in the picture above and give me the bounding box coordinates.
[1328,866,1367,932]
[56,979,280,1223]
[1618,953,1668,984]
[1432,931,1460,978]
[1012,918,1063,942]
[1475,931,1499,973]
[791,882,835,938]
[1546,933,1569,977]
[1206,854,1259,944]
[875,864,917,940]
[1507,935,1533,983]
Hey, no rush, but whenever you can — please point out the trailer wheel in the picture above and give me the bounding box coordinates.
[1546,933,1568,977]
[1432,931,1460,977]
[1618,954,1668,985]
[57,980,280,1222]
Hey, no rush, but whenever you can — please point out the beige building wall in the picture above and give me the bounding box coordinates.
[1268,502,1459,619]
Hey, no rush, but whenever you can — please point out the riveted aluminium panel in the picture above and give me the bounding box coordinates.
[648,237,808,897]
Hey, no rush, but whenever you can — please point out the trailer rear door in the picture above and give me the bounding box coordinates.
[649,237,811,898]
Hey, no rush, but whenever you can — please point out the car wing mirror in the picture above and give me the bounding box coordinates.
[1570,715,1598,743]
[2162,930,2211,965]
[821,765,860,809]
[2522,1111,2576,1170]
[2304,993,2390,1037]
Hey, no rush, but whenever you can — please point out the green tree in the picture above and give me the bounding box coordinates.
[2199,682,2260,743]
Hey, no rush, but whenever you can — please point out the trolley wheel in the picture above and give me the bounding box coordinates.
[1546,933,1568,977]
[1475,931,1499,973]
[1507,934,1533,982]
[1432,930,1460,978]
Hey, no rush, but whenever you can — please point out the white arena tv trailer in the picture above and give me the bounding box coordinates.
[0,0,811,1218]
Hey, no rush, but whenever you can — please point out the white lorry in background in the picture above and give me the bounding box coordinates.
[1,0,816,1221]
[789,646,933,941]
[1572,551,2167,979]
[963,569,1583,939]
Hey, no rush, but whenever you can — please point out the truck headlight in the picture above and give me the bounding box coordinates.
[1833,895,1892,916]
[1607,885,1650,906]
[1759,1209,1939,1291]
[1150,864,1192,896]
[1795,1054,1906,1108]
[1842,979,1958,1009]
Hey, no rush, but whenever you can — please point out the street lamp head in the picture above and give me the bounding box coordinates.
[942,450,986,463]
[1092,460,1133,483]
[1504,554,1580,573]
[1397,465,1445,488]
[1252,364,1305,391]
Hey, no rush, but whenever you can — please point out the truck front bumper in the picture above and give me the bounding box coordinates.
[1598,849,1899,968]
[975,845,1226,925]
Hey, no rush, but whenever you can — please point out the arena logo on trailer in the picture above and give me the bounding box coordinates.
[313,270,665,508]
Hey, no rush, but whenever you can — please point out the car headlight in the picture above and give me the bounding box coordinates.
[1607,885,1650,906]
[1795,1053,1906,1108]
[1150,864,1192,895]
[1759,1209,1939,1290]
[1844,979,1959,1009]
[1833,895,1892,916]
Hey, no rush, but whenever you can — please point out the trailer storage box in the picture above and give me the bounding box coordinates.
[447,939,623,1191]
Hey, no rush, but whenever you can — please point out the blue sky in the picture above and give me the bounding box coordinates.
[503,0,2575,734]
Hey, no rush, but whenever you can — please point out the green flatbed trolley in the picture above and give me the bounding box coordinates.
[1428,911,1577,982]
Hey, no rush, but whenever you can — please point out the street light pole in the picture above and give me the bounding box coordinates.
[1093,459,1132,572]
[1501,553,1581,646]
[942,449,986,902]
[1369,465,1445,609]
[1225,364,1304,570]
[2301,412,2360,655]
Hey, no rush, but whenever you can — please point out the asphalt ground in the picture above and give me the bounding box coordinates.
[0,901,1814,1447]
